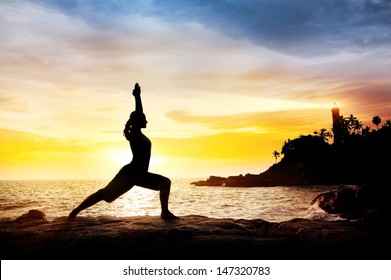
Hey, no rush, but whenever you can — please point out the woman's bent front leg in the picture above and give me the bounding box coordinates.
[137,173,179,220]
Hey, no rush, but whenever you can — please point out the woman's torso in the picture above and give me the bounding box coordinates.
[128,129,151,172]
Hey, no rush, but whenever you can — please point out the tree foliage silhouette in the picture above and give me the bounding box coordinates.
[276,114,391,185]
[372,116,381,130]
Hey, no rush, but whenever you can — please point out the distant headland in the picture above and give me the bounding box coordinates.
[193,105,391,187]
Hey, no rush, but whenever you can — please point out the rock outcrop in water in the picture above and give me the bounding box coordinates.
[1,209,390,260]
[311,184,391,222]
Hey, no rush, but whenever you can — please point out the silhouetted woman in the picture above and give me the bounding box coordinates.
[68,83,178,220]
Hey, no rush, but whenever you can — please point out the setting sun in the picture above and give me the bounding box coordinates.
[108,150,131,168]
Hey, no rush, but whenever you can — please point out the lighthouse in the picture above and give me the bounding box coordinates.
[331,103,342,144]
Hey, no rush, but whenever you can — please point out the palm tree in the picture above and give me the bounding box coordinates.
[318,128,332,142]
[372,116,381,130]
[272,150,281,163]
[343,114,363,135]
[353,120,363,134]
[383,119,391,128]
[362,126,371,137]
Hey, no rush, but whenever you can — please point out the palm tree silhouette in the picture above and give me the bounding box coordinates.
[346,114,362,133]
[317,128,332,142]
[372,116,381,130]
[383,119,391,128]
[272,150,281,163]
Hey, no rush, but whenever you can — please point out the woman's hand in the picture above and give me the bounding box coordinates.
[132,83,141,97]
[132,82,143,113]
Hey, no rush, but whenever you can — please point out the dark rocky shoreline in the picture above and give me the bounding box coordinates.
[1,209,390,260]
[2,182,390,261]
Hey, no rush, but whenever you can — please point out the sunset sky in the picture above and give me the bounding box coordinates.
[1,0,391,180]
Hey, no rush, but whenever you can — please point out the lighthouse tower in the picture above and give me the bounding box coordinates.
[331,103,341,144]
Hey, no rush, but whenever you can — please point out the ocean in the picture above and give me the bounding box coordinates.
[0,178,347,222]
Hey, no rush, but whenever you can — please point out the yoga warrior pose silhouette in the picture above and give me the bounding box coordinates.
[68,83,178,220]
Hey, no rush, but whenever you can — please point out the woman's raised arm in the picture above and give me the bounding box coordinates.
[132,82,143,113]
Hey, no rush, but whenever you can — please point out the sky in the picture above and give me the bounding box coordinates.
[1,0,391,180]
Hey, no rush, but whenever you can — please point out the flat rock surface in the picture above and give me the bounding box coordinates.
[1,214,390,260]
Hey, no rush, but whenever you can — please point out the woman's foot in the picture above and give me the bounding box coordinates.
[161,211,179,220]
[67,209,78,221]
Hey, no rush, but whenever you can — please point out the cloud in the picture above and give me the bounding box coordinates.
[0,127,126,165]
[0,128,127,179]
[335,82,391,121]
[30,0,391,58]
[152,132,282,161]
[2,0,256,88]
[155,0,391,57]
[38,0,391,57]
[0,93,28,113]
[0,128,94,159]
[165,108,333,136]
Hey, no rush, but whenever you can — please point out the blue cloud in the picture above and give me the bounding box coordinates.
[34,0,391,57]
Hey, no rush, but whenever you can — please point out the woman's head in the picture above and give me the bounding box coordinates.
[123,111,147,140]
[129,111,147,128]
